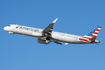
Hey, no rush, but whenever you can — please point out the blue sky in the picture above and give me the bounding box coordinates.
[0,0,105,70]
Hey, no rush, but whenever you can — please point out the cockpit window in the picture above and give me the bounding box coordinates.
[8,25,10,27]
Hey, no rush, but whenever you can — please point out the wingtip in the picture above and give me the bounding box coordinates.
[52,18,58,23]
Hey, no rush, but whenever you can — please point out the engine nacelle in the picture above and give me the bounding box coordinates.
[37,39,50,44]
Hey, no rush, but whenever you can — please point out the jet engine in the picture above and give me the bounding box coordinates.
[37,39,50,44]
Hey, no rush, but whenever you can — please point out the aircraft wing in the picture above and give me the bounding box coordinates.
[42,18,58,37]
[41,18,62,45]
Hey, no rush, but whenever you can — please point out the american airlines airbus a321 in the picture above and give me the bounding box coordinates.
[4,18,101,45]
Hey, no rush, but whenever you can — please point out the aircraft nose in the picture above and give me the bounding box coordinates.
[4,27,6,30]
[3,27,8,31]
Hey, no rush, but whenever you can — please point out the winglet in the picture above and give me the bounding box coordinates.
[52,18,58,23]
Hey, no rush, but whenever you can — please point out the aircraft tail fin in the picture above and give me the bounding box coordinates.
[81,26,101,43]
[86,26,101,37]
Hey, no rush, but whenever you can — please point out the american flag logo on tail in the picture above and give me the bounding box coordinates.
[79,26,101,43]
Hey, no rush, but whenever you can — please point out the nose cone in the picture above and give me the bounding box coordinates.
[4,27,6,31]
[4,27,6,30]
[3,27,8,31]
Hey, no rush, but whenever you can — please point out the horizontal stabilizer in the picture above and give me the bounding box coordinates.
[89,37,96,42]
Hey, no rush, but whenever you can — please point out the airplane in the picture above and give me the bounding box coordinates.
[3,18,101,45]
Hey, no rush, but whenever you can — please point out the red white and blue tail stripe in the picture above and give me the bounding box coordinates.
[79,26,101,43]
[85,26,101,38]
